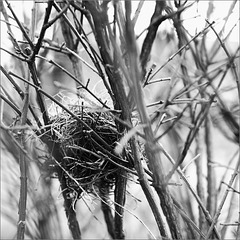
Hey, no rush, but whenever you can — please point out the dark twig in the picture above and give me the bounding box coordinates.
[0,47,27,62]
[33,1,69,56]
[114,169,127,239]
[59,172,82,239]
[82,0,131,120]
[33,1,53,55]
[0,66,42,129]
[26,61,49,126]
[140,0,166,78]
[58,2,83,85]
[0,92,33,127]
[100,185,116,239]
[5,0,34,49]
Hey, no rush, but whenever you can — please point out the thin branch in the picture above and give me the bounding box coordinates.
[172,197,205,239]
[161,140,221,238]
[35,55,109,109]
[205,19,240,98]
[5,0,34,49]
[0,65,42,129]
[0,47,27,62]
[221,182,240,194]
[0,92,33,127]
[33,1,69,55]
[132,0,145,27]
[150,21,215,80]
[205,157,240,239]
[165,95,216,183]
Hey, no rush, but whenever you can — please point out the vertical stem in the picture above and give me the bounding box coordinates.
[17,145,28,240]
[130,139,168,238]
[45,138,82,240]
[205,115,216,217]
[59,173,82,240]
[114,169,127,239]
[59,2,84,88]
[124,1,182,239]
[17,72,30,240]
[140,0,166,77]
[195,131,207,235]
[27,62,49,125]
[100,185,115,239]
[221,179,239,239]
[236,188,240,239]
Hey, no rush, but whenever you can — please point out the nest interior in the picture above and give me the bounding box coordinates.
[50,104,133,196]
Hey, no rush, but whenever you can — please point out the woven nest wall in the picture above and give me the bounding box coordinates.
[49,102,133,197]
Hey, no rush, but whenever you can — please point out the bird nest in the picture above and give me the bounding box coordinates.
[49,101,133,197]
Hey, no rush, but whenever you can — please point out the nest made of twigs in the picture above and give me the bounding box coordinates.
[49,100,132,197]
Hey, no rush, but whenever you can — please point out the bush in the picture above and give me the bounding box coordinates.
[0,1,239,239]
